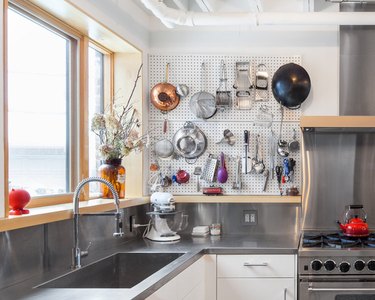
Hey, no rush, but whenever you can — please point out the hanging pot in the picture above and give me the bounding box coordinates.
[173,121,207,163]
[150,63,180,112]
[271,63,311,110]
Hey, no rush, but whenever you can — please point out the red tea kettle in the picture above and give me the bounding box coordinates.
[337,205,369,237]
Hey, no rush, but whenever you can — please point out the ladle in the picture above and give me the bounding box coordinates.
[277,106,289,157]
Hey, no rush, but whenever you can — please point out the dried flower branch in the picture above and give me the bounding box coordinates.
[91,64,148,161]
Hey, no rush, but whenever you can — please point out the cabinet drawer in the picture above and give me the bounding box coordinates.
[217,254,295,278]
[217,278,294,300]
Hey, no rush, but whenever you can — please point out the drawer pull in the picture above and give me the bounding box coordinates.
[243,262,268,267]
[284,288,287,300]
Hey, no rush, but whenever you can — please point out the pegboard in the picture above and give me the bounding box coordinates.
[147,54,302,195]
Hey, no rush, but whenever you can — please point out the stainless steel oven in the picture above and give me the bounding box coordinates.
[300,277,375,300]
[298,232,375,300]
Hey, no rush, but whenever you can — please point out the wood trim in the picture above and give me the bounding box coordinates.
[10,0,83,39]
[3,0,8,217]
[0,197,149,232]
[174,195,301,204]
[79,36,89,198]
[26,194,74,209]
[300,116,375,128]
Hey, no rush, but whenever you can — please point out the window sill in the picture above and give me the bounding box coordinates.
[0,197,149,232]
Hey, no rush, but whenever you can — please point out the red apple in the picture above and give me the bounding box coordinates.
[9,189,31,215]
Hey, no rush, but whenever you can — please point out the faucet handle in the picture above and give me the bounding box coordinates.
[113,213,125,237]
[81,241,92,257]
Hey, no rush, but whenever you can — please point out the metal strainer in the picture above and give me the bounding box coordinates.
[154,119,174,160]
[190,62,216,119]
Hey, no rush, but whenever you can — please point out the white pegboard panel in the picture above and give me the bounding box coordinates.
[147,54,302,195]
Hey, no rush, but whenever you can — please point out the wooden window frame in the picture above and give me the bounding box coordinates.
[4,0,114,211]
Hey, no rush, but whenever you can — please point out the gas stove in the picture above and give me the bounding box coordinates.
[299,231,375,276]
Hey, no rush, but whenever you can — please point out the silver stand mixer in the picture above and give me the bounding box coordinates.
[144,192,187,242]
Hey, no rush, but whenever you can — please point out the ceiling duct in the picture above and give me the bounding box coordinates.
[141,0,375,28]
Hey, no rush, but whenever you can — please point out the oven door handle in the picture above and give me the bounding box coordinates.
[309,287,375,292]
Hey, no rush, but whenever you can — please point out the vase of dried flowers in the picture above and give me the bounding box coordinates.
[91,64,148,199]
[98,158,126,199]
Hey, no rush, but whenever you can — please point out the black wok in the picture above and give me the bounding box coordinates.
[271,63,311,110]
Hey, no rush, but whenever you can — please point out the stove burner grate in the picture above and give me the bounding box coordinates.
[302,232,375,249]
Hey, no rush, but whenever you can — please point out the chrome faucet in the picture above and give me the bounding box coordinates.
[72,177,124,269]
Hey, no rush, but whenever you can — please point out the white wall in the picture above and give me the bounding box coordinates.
[148,26,340,116]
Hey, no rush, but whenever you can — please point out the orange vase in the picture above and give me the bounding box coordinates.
[98,159,126,199]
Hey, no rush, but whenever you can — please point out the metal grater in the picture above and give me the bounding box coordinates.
[200,154,218,183]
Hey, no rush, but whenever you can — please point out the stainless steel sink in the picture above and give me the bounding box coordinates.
[38,252,185,289]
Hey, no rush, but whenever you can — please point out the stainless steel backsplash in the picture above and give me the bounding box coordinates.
[0,202,299,290]
[340,3,375,115]
[302,131,375,230]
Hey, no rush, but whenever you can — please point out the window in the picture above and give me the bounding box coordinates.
[88,46,104,194]
[7,6,74,197]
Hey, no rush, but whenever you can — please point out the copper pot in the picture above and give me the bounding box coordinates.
[150,63,180,112]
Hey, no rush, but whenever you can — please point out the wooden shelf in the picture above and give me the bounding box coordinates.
[0,197,149,232]
[174,195,301,204]
[300,116,375,129]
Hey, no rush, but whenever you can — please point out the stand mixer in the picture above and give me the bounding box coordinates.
[144,192,187,242]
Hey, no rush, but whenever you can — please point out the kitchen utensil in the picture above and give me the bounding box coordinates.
[275,165,283,195]
[272,62,311,109]
[233,62,254,110]
[173,121,207,163]
[286,186,299,196]
[193,166,202,192]
[337,205,369,237]
[202,187,223,195]
[150,63,180,112]
[262,169,269,192]
[282,158,290,183]
[216,129,236,146]
[243,130,249,174]
[217,152,228,183]
[288,128,300,152]
[232,156,242,190]
[176,169,190,184]
[269,129,277,179]
[201,154,218,183]
[154,119,174,160]
[216,60,231,110]
[255,63,269,101]
[253,134,265,174]
[176,84,189,98]
[253,105,273,127]
[190,62,217,119]
[277,106,289,157]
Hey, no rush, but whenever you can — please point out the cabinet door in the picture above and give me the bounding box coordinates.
[217,278,295,300]
[146,255,216,300]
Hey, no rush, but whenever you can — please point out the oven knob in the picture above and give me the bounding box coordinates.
[311,260,323,271]
[367,260,375,271]
[339,261,351,273]
[354,260,366,271]
[324,260,336,271]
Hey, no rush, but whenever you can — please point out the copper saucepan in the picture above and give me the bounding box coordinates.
[150,63,180,112]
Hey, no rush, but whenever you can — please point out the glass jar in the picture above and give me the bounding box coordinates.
[98,158,126,199]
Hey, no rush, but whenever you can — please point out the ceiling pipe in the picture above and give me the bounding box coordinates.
[141,0,375,27]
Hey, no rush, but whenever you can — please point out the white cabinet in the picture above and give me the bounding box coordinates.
[146,254,216,300]
[217,254,297,300]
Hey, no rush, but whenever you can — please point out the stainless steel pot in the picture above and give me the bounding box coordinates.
[173,122,207,162]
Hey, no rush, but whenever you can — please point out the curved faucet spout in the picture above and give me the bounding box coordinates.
[72,177,124,269]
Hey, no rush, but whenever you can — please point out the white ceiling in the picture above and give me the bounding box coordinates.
[134,0,336,15]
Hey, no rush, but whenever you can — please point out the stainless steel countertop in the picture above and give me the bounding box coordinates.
[1,233,299,300]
